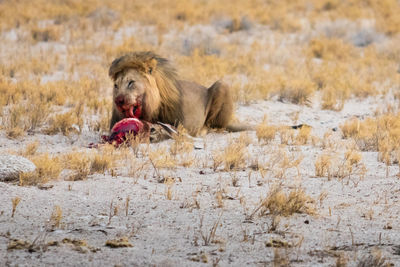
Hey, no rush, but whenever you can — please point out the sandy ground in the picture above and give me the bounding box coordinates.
[0,8,399,265]
[1,93,400,266]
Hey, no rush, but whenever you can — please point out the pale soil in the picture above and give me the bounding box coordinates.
[0,11,399,266]
[1,95,400,266]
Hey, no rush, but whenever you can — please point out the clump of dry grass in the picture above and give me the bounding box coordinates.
[199,213,222,246]
[341,113,400,173]
[357,248,392,267]
[46,111,79,136]
[149,146,176,169]
[11,197,21,218]
[90,150,115,174]
[277,127,295,145]
[20,153,62,186]
[31,25,62,43]
[315,153,333,178]
[63,151,91,181]
[213,137,248,171]
[62,146,117,180]
[48,205,63,230]
[105,237,133,248]
[308,37,356,61]
[22,141,40,157]
[249,186,315,218]
[265,147,303,179]
[256,117,277,144]
[295,125,312,145]
[278,78,316,105]
[315,150,366,182]
[169,126,195,167]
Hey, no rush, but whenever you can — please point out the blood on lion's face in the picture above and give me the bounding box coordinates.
[113,69,150,120]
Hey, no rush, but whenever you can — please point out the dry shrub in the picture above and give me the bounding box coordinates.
[277,127,295,145]
[216,138,248,171]
[31,25,61,43]
[263,187,315,216]
[20,154,62,185]
[315,150,366,181]
[295,125,311,145]
[357,248,392,267]
[315,153,333,178]
[170,128,194,155]
[321,85,347,111]
[46,111,79,136]
[63,147,117,180]
[340,117,378,151]
[22,141,39,157]
[48,205,63,230]
[278,78,315,105]
[4,97,50,137]
[256,118,277,144]
[308,37,356,61]
[11,197,21,218]
[149,146,176,169]
[341,113,400,165]
[251,186,315,218]
[105,237,133,248]
[6,127,25,139]
[4,104,26,138]
[267,147,303,179]
[90,151,114,174]
[63,151,91,181]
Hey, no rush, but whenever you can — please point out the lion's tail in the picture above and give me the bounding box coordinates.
[226,123,255,132]
[226,123,310,132]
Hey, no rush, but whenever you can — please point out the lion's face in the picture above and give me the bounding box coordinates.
[113,68,160,121]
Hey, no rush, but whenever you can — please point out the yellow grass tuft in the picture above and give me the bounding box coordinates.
[250,186,316,218]
[256,118,277,144]
[20,153,62,186]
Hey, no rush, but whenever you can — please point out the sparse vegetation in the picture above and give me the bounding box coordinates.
[11,197,21,218]
[1,0,399,265]
[249,186,316,219]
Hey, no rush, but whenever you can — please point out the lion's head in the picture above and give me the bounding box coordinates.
[109,51,181,122]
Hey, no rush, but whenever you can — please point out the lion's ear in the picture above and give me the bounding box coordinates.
[146,58,157,74]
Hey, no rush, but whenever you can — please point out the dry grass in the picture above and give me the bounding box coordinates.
[315,150,366,182]
[256,117,277,144]
[62,147,117,180]
[357,249,392,267]
[149,146,176,169]
[20,153,62,186]
[250,186,315,218]
[48,205,63,230]
[341,113,400,172]
[0,0,398,145]
[11,197,21,218]
[1,1,400,265]
[105,237,133,248]
[213,137,248,171]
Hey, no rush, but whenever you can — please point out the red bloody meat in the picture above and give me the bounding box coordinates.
[102,118,148,146]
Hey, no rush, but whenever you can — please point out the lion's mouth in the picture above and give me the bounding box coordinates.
[116,101,142,118]
[115,95,143,119]
[122,103,141,118]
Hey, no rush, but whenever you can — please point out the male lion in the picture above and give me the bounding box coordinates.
[109,51,249,136]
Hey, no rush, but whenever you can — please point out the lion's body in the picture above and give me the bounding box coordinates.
[109,51,246,136]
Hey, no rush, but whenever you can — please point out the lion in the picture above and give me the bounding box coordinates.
[108,51,250,136]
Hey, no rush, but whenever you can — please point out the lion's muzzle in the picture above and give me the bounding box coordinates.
[115,95,142,118]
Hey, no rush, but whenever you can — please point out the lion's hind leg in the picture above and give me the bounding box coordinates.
[205,81,234,129]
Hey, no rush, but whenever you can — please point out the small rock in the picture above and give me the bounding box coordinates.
[0,154,36,182]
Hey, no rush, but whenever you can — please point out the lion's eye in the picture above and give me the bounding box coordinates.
[128,80,135,89]
[114,84,117,90]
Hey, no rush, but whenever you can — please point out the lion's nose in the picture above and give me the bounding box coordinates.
[115,95,125,107]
